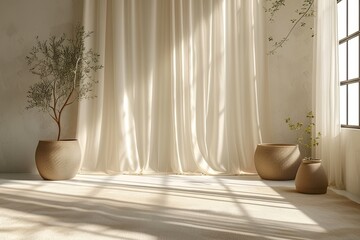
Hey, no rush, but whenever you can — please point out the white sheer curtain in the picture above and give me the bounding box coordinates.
[78,0,265,174]
[313,0,344,188]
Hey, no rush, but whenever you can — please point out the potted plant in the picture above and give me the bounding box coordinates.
[26,25,103,180]
[285,111,328,194]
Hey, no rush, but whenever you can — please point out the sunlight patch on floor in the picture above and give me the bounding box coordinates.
[1,174,359,240]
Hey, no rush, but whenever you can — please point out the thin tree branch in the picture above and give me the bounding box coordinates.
[269,0,314,55]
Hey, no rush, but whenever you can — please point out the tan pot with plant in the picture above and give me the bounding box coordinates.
[285,111,328,194]
[26,25,103,180]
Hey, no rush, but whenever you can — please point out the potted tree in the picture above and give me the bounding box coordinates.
[26,25,103,180]
[285,111,328,194]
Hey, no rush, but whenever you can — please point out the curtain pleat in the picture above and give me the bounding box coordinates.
[78,0,265,175]
[313,0,344,188]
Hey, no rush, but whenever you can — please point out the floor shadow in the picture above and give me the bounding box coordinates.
[259,181,360,240]
[2,174,359,239]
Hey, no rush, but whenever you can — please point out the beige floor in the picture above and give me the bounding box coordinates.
[0,174,359,240]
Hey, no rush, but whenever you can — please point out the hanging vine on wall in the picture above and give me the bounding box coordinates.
[265,0,315,55]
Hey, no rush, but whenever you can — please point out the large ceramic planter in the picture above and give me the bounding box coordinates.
[254,144,301,180]
[295,159,328,194]
[35,139,81,180]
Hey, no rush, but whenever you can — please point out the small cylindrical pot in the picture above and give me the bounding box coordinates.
[295,159,328,194]
[254,144,301,180]
[35,139,81,180]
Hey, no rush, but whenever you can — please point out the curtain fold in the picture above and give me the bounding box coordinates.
[313,0,344,188]
[78,0,265,174]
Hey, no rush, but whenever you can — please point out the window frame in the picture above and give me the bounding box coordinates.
[338,0,360,129]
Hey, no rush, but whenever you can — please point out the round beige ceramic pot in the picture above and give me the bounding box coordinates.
[35,139,81,180]
[295,159,328,194]
[254,144,301,180]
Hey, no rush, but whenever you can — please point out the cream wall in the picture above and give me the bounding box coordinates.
[341,129,360,197]
[263,0,314,158]
[264,0,360,198]
[0,0,82,172]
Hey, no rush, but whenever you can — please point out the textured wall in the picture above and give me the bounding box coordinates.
[264,0,360,198]
[262,0,314,157]
[0,0,82,172]
[341,130,360,197]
